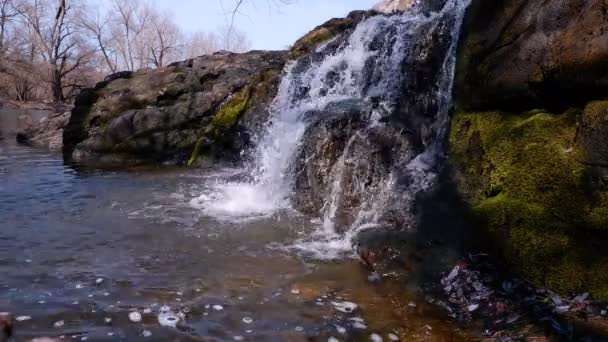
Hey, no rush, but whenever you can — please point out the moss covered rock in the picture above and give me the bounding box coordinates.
[452,0,608,301]
[63,51,286,167]
[450,108,608,298]
[289,10,373,59]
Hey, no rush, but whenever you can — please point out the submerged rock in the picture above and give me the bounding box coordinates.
[331,301,358,313]
[16,111,70,149]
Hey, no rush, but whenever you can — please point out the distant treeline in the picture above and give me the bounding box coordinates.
[0,0,251,104]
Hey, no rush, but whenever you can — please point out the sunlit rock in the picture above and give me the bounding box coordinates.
[373,0,414,13]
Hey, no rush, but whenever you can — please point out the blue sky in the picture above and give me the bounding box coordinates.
[153,0,378,50]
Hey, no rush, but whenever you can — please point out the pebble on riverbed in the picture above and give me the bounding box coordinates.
[331,301,358,313]
[128,311,142,323]
[370,333,383,342]
[158,308,182,328]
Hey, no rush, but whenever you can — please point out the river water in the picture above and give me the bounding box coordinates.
[0,109,474,341]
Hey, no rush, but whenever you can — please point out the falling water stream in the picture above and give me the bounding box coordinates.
[192,0,471,258]
[0,2,506,341]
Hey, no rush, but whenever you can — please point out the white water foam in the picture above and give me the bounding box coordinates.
[289,0,471,259]
[190,0,471,258]
[190,15,382,220]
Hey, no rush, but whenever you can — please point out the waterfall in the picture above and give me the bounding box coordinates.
[191,0,470,256]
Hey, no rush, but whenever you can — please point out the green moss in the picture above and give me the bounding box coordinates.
[587,262,608,300]
[451,109,608,299]
[588,193,608,229]
[188,86,252,166]
[187,138,205,167]
[210,86,251,134]
[451,110,584,209]
[302,28,333,47]
[290,27,337,59]
[473,194,572,287]
[582,100,608,126]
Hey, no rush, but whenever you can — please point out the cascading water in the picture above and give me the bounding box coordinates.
[191,0,470,257]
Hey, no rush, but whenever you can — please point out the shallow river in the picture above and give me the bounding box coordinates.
[0,110,474,341]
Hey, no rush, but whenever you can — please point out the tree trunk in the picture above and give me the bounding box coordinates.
[51,68,64,103]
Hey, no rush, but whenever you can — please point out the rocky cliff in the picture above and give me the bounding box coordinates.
[58,10,374,168]
[62,51,286,167]
[452,0,608,299]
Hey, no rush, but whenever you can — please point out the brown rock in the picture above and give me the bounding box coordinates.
[16,111,70,149]
[456,0,608,111]
[62,50,287,167]
[0,313,12,342]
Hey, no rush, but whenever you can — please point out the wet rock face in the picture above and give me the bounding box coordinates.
[456,0,608,111]
[15,112,70,149]
[294,101,417,231]
[452,0,608,299]
[290,2,466,231]
[63,50,287,167]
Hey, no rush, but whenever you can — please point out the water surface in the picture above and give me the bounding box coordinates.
[0,110,471,341]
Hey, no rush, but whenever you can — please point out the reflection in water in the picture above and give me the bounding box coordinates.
[0,110,474,341]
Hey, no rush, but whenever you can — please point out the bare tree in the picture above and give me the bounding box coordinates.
[185,30,220,57]
[16,0,95,102]
[112,0,142,71]
[216,0,293,55]
[80,4,117,73]
[0,0,257,104]
[111,0,173,71]
[147,11,182,67]
[0,0,19,56]
[217,24,251,52]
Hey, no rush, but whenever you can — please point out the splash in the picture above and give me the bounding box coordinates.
[191,0,471,258]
